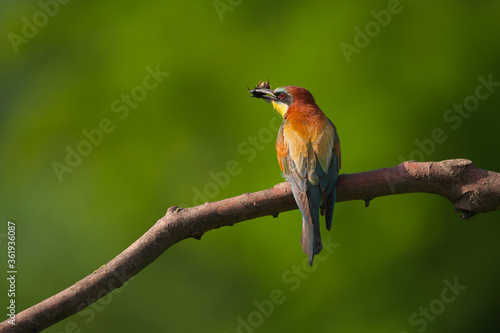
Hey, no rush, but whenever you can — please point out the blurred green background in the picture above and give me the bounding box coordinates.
[1,1,500,332]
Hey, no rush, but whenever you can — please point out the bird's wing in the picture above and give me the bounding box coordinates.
[276,120,308,192]
[312,119,341,230]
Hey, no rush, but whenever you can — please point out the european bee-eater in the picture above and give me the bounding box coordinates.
[249,81,341,265]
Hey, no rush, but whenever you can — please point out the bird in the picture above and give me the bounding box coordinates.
[249,80,341,265]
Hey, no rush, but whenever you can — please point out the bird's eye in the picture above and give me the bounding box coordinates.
[278,92,286,99]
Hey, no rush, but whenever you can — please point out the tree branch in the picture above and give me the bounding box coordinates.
[2,159,499,332]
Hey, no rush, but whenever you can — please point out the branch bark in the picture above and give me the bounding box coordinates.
[2,159,499,332]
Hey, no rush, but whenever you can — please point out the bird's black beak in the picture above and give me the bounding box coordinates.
[249,87,275,103]
[248,80,276,103]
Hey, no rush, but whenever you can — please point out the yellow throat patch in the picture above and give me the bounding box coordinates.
[272,101,289,117]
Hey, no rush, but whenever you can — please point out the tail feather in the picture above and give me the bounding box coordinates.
[300,215,322,265]
[324,188,335,231]
[323,161,339,231]
[292,185,322,266]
